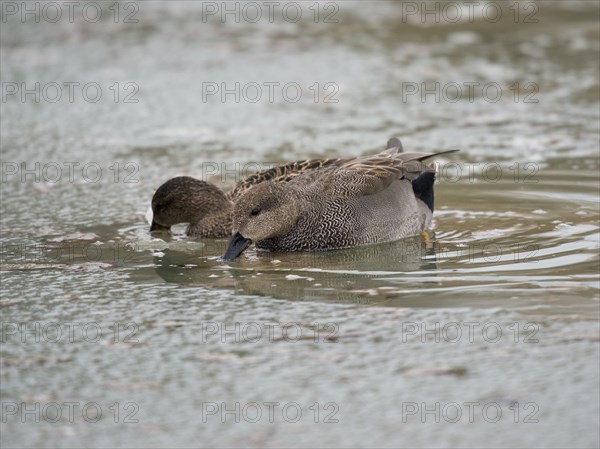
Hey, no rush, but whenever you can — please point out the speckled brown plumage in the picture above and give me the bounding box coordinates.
[150,157,349,237]
[226,157,347,201]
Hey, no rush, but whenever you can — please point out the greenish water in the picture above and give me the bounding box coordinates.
[1,1,599,448]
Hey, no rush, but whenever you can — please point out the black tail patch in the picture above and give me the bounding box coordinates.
[412,171,435,212]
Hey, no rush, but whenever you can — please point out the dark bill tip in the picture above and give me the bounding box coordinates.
[222,232,252,261]
[150,220,170,233]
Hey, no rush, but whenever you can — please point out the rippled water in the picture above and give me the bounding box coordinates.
[1,1,599,448]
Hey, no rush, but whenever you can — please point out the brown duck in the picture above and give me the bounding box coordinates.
[149,155,346,237]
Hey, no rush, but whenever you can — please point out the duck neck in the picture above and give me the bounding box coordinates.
[187,203,233,238]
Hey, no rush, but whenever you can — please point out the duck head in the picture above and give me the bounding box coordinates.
[150,176,230,235]
[223,182,302,260]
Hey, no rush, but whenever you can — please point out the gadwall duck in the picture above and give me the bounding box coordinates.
[223,143,457,259]
[149,156,346,237]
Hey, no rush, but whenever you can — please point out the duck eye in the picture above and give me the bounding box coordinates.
[250,207,261,216]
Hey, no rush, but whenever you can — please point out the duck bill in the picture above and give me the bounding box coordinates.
[150,220,170,233]
[223,232,252,260]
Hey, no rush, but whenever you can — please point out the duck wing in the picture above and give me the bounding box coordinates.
[332,149,458,197]
[226,157,348,201]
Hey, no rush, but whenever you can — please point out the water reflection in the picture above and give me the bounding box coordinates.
[151,236,438,303]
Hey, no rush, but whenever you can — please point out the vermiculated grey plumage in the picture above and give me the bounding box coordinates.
[225,148,457,257]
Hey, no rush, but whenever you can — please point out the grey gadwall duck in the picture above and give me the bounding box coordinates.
[223,143,457,259]
[149,157,346,237]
